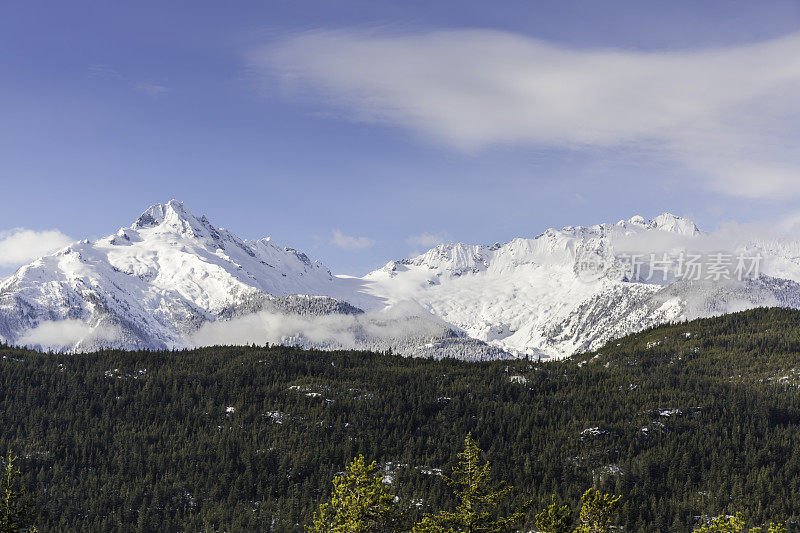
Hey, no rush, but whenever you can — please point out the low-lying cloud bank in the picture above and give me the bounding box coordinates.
[18,319,121,351]
[255,29,800,199]
[189,302,448,350]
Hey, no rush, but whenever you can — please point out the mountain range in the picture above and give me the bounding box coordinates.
[3,200,800,359]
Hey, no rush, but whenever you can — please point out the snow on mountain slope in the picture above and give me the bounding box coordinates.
[5,202,800,360]
[0,200,504,359]
[0,201,344,351]
[359,213,800,358]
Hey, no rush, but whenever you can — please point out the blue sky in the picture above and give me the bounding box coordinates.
[2,1,800,276]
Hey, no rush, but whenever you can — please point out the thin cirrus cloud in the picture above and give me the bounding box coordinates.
[87,64,123,80]
[134,82,171,97]
[253,28,800,199]
[331,229,374,250]
[406,232,447,248]
[0,228,73,268]
[88,64,169,97]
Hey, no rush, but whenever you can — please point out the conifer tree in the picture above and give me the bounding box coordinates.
[0,453,36,533]
[692,514,747,533]
[307,455,405,533]
[692,514,746,533]
[573,488,621,533]
[412,434,528,533]
[692,514,788,533]
[750,524,789,533]
[534,496,574,533]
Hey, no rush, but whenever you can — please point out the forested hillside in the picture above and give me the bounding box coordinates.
[2,307,800,531]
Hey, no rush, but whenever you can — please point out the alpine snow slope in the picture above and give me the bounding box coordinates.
[362,214,800,358]
[0,201,504,359]
[3,200,800,359]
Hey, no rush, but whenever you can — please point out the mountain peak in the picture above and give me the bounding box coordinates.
[617,213,700,236]
[650,212,701,235]
[626,215,647,227]
[132,200,199,230]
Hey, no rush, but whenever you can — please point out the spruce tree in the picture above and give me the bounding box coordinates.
[534,496,574,533]
[692,514,788,533]
[307,455,405,533]
[750,524,790,533]
[574,488,621,533]
[0,453,36,533]
[412,434,527,533]
[692,514,746,533]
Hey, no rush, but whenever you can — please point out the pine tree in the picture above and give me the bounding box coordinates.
[749,524,790,533]
[534,496,574,533]
[574,488,621,533]
[692,514,789,533]
[692,514,745,532]
[0,453,37,533]
[412,434,528,533]
[307,455,405,533]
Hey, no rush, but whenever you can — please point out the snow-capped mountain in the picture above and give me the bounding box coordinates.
[3,200,800,359]
[0,201,499,358]
[0,201,341,351]
[359,213,800,358]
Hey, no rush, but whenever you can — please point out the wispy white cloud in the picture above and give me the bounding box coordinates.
[0,228,73,268]
[406,232,448,255]
[87,65,169,97]
[406,232,447,248]
[331,229,374,250]
[254,29,800,199]
[134,82,170,97]
[87,64,123,80]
